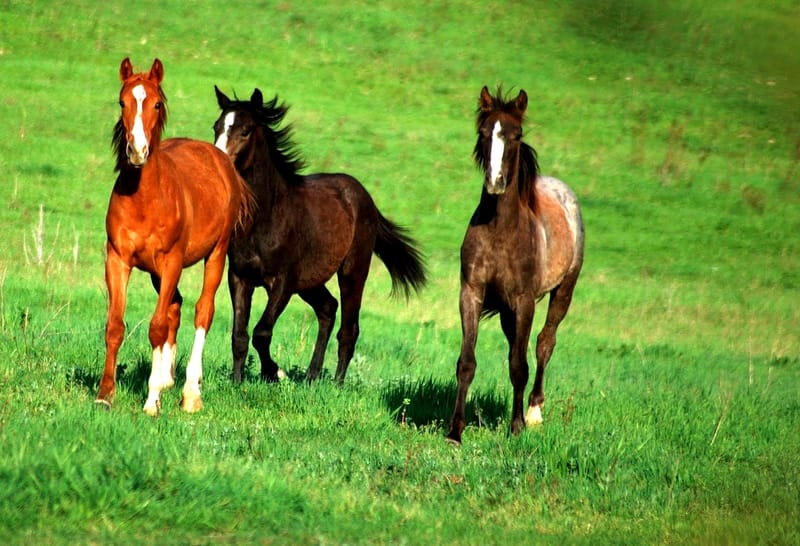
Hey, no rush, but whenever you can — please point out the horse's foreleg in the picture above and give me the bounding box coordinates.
[253,278,291,382]
[502,301,534,435]
[180,246,226,413]
[143,258,182,416]
[447,282,484,445]
[527,276,577,427]
[229,270,254,384]
[299,286,338,382]
[97,249,131,407]
[150,274,182,390]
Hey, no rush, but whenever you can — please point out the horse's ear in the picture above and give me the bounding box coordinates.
[148,58,164,85]
[515,89,528,114]
[251,88,263,107]
[479,86,493,112]
[120,57,133,81]
[215,85,230,109]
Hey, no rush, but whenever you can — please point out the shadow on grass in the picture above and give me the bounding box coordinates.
[68,354,162,402]
[380,377,508,432]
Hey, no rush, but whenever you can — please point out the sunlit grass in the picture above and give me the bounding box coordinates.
[0,0,798,544]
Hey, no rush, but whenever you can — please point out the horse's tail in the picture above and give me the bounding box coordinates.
[374,211,427,299]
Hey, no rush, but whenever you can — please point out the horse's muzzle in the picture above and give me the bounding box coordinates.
[485,175,507,195]
[126,142,149,167]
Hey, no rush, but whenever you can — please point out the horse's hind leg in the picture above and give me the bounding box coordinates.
[526,274,578,427]
[333,269,369,384]
[299,286,338,382]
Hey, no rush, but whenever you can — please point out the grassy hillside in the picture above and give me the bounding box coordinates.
[0,0,798,544]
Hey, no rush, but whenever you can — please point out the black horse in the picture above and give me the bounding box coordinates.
[448,87,585,444]
[213,87,426,384]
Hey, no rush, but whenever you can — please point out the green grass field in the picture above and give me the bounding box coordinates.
[1,0,798,544]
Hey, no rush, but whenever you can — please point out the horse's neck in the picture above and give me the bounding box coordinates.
[248,155,292,210]
[477,180,530,230]
[114,151,166,198]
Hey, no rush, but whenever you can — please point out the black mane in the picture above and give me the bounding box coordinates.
[472,88,540,198]
[225,93,306,186]
[111,119,127,173]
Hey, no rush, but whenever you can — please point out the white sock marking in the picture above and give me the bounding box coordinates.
[144,341,173,415]
[525,404,543,426]
[184,328,205,395]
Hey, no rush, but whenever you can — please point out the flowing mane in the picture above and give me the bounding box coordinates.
[228,92,306,186]
[472,87,540,198]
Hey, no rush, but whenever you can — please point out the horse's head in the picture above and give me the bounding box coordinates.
[117,58,168,167]
[474,86,529,195]
[213,86,264,171]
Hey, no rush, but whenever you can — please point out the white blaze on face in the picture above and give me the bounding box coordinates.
[214,112,236,154]
[130,84,148,159]
[489,120,505,186]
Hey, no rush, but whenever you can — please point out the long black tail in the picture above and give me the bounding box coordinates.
[374,211,427,299]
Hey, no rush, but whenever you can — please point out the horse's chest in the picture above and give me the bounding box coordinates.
[228,242,267,282]
[463,226,536,283]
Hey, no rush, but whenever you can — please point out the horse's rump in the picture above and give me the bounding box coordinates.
[530,176,584,296]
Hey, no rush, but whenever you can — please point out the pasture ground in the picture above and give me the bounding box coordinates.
[1,1,798,544]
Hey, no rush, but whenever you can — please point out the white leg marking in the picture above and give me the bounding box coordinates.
[489,120,505,189]
[214,112,236,153]
[144,342,173,416]
[181,328,205,413]
[525,404,543,427]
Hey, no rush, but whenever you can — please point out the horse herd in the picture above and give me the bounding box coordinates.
[95,58,584,445]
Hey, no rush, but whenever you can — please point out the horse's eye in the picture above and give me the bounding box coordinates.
[119,100,125,108]
[154,102,162,110]
[241,129,250,137]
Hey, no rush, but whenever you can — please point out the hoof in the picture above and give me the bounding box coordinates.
[525,405,544,427]
[445,436,462,447]
[143,399,161,417]
[180,394,203,413]
[262,368,286,383]
[94,399,112,411]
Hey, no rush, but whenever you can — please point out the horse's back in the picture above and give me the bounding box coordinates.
[300,172,379,230]
[531,176,584,294]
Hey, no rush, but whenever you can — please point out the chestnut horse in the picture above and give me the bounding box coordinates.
[213,87,426,384]
[96,58,252,415]
[447,86,585,444]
